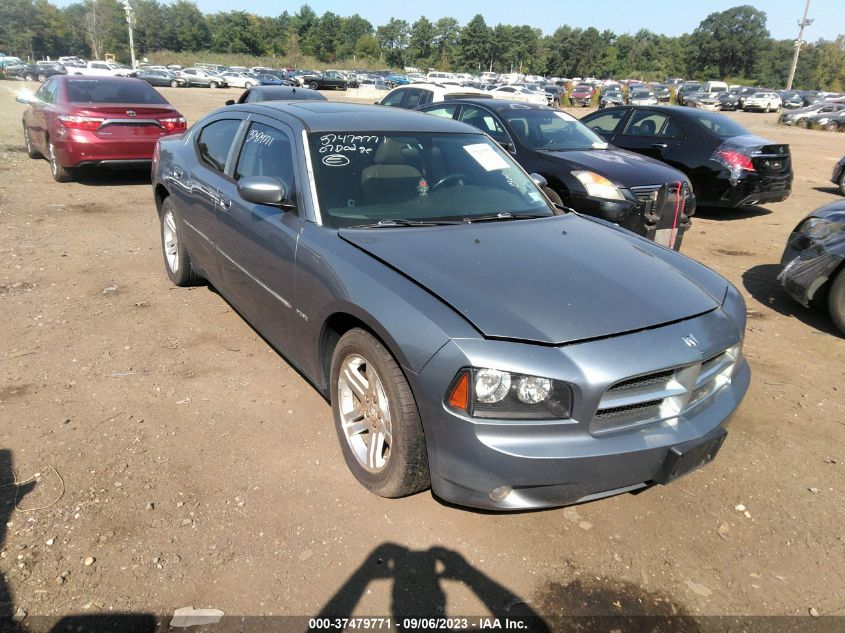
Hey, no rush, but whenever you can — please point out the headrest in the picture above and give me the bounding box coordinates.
[374,139,421,165]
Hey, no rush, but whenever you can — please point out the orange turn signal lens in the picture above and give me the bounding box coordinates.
[448,371,470,412]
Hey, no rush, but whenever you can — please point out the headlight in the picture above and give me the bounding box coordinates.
[446,368,573,419]
[799,217,845,240]
[572,170,625,200]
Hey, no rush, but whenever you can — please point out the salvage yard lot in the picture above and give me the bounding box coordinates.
[1,84,844,622]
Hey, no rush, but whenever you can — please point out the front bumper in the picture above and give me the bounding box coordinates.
[779,232,845,306]
[412,308,749,510]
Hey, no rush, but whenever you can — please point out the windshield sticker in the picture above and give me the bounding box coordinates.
[318,134,380,155]
[322,154,350,167]
[246,129,274,147]
[463,143,510,171]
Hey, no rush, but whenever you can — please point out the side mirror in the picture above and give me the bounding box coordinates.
[237,176,292,208]
[15,93,34,104]
[498,140,515,153]
[529,173,548,189]
[225,99,235,106]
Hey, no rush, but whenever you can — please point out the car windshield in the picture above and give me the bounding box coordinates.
[308,132,553,228]
[689,111,750,138]
[66,79,169,104]
[501,109,606,151]
[631,91,653,98]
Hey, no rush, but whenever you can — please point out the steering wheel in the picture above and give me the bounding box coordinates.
[431,174,467,191]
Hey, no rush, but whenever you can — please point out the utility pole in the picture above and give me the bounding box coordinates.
[786,0,813,90]
[123,0,136,69]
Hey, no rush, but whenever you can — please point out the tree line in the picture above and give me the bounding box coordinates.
[1,1,844,90]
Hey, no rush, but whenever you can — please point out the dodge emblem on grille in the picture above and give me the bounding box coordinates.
[126,110,136,117]
[682,334,699,348]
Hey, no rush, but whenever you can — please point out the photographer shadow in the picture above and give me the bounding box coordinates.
[314,542,549,631]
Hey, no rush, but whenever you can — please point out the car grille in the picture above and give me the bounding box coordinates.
[591,347,740,434]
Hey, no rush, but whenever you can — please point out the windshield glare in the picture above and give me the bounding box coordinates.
[308,132,553,228]
[501,109,605,151]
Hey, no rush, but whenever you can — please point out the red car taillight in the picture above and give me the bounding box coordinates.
[715,149,756,172]
[159,116,187,133]
[57,115,105,131]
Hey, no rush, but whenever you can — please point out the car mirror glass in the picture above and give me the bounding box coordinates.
[225,99,235,106]
[15,90,35,104]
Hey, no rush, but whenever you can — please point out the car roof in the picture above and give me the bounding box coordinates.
[422,98,554,112]
[226,101,480,133]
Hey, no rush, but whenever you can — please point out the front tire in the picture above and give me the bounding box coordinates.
[309,81,319,90]
[330,328,429,498]
[826,121,840,132]
[209,81,219,89]
[798,118,810,129]
[160,199,202,287]
[838,170,845,196]
[48,140,73,182]
[828,269,845,336]
[170,79,179,88]
[37,74,46,82]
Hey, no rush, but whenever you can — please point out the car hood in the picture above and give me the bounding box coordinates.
[536,148,688,188]
[339,215,722,345]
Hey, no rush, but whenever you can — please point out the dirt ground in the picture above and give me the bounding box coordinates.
[0,83,844,629]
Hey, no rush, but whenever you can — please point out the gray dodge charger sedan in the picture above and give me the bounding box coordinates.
[151,102,750,510]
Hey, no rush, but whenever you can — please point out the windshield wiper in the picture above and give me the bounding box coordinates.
[462,212,548,223]
[351,218,462,228]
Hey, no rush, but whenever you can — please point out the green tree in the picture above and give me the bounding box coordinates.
[456,14,490,72]
[432,17,460,69]
[409,16,434,66]
[162,0,209,52]
[338,14,372,60]
[691,5,769,79]
[376,18,409,67]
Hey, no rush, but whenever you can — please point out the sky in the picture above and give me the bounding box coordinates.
[76,0,843,42]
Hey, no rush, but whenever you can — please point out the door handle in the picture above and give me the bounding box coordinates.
[651,143,668,149]
[218,196,231,212]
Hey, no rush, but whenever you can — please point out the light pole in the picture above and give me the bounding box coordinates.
[123,0,136,69]
[786,0,813,90]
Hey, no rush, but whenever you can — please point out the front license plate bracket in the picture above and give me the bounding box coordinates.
[651,428,727,485]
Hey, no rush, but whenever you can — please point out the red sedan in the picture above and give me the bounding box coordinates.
[17,75,186,182]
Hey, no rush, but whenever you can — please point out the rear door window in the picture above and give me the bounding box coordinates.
[584,110,625,135]
[423,105,459,119]
[622,111,678,138]
[458,106,512,145]
[380,88,407,107]
[196,119,242,173]
[401,88,424,109]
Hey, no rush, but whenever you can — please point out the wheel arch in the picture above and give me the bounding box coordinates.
[154,184,170,217]
[318,310,407,399]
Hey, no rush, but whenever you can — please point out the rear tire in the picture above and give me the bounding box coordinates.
[160,198,202,287]
[798,118,810,129]
[828,269,845,336]
[839,170,845,196]
[309,81,319,90]
[330,328,429,498]
[23,126,41,159]
[209,81,219,89]
[170,79,179,88]
[48,140,73,182]
[37,74,46,82]
[24,73,35,81]
[826,121,840,132]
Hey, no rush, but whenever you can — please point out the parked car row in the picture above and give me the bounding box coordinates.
[779,100,845,131]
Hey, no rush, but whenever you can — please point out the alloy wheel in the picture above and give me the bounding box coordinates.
[337,354,392,473]
[162,208,179,273]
